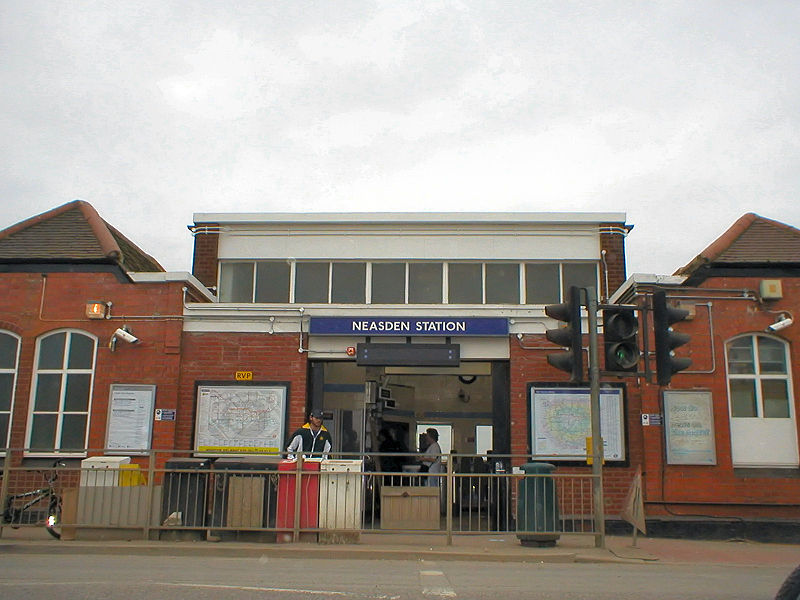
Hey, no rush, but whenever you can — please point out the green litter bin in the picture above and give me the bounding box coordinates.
[516,462,560,547]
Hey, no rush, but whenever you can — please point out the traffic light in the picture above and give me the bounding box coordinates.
[545,285,583,382]
[603,307,639,373]
[652,290,692,386]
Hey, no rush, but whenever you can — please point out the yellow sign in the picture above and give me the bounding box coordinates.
[198,446,280,453]
[586,437,605,465]
[235,371,253,381]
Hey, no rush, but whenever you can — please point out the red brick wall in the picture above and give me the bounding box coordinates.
[0,271,185,464]
[638,276,800,519]
[509,334,644,516]
[512,275,800,520]
[177,333,309,451]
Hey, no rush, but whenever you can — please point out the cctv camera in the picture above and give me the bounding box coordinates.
[113,328,140,344]
[768,317,793,332]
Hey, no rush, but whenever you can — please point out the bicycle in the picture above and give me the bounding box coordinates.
[2,460,65,539]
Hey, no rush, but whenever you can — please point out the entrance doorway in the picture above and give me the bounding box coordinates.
[309,361,509,459]
[309,360,511,531]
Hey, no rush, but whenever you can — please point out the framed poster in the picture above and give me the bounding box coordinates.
[530,385,626,461]
[194,383,288,455]
[664,390,716,465]
[105,384,156,454]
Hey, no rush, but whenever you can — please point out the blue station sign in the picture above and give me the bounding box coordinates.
[310,316,509,336]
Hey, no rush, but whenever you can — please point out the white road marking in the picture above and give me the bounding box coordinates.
[420,568,457,598]
[0,581,350,596]
[160,582,349,595]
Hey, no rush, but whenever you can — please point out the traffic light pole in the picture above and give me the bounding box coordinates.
[585,286,606,548]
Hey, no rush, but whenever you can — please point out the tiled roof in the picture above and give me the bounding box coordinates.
[675,213,800,277]
[0,200,164,272]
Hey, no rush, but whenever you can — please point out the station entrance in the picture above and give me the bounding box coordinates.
[307,360,512,531]
[308,360,510,461]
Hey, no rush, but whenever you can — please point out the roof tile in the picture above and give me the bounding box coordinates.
[0,200,163,272]
[676,213,800,276]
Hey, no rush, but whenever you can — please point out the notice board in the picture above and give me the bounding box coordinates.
[105,384,156,454]
[664,390,716,465]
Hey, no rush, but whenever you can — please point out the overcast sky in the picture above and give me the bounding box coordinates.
[2,1,799,277]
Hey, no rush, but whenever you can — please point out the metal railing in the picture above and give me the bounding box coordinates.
[1,449,601,546]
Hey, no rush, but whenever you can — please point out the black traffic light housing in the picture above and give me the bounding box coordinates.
[652,290,692,386]
[603,308,639,373]
[545,285,583,382]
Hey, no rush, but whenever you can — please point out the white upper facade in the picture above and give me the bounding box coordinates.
[194,212,627,263]
[186,212,630,353]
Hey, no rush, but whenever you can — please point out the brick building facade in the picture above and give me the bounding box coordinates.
[2,203,799,535]
[0,201,211,471]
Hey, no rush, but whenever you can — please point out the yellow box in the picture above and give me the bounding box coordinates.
[119,464,147,486]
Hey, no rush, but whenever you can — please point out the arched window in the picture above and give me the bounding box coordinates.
[0,331,21,453]
[27,330,97,454]
[727,334,791,418]
[726,333,798,467]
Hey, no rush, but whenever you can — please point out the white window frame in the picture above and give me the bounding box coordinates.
[25,329,97,456]
[0,330,21,455]
[725,332,798,467]
[726,333,793,419]
[216,259,599,306]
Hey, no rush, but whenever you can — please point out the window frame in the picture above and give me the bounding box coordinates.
[216,259,599,306]
[726,333,793,419]
[0,330,21,455]
[255,260,291,303]
[25,329,98,456]
[293,261,331,304]
[445,262,484,304]
[218,260,256,302]
[331,261,367,304]
[484,262,521,304]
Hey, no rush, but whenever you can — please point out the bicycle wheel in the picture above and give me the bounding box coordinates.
[775,563,800,600]
[2,496,21,528]
[45,494,62,539]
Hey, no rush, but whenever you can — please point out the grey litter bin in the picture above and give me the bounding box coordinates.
[210,456,281,541]
[516,462,560,547]
[160,458,210,540]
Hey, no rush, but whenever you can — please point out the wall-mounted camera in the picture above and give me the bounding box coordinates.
[109,326,140,351]
[767,316,793,332]
[114,327,139,344]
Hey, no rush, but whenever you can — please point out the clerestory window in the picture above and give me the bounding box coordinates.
[217,260,598,306]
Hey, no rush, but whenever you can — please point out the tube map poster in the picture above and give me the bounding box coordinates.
[530,387,625,461]
[194,385,286,454]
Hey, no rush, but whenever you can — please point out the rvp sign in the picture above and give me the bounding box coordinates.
[235,371,253,381]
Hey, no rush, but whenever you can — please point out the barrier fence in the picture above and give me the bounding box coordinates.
[0,450,601,546]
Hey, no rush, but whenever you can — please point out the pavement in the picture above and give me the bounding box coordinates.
[2,526,800,567]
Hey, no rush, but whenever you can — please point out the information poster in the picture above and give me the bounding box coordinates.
[194,384,287,455]
[664,390,716,465]
[530,386,625,461]
[105,384,156,454]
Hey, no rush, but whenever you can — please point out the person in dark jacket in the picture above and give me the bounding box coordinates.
[378,428,405,485]
[286,408,332,459]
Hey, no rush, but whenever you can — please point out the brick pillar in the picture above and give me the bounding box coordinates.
[191,226,219,289]
[600,222,629,299]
